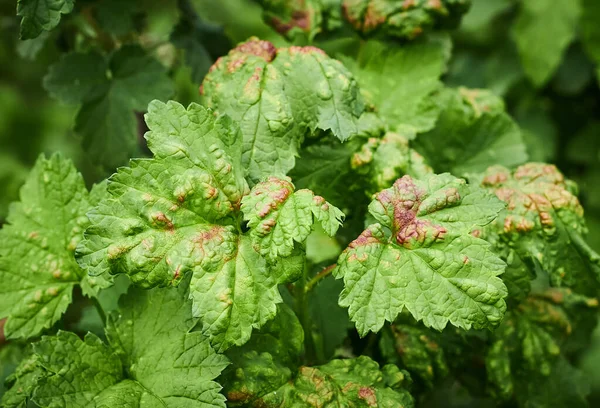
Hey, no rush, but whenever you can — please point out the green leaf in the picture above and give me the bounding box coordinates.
[17,0,74,40]
[512,0,581,87]
[43,46,174,170]
[478,163,600,291]
[28,284,229,407]
[334,173,507,335]
[202,38,364,182]
[221,303,303,405]
[258,356,414,407]
[256,0,342,40]
[485,289,597,406]
[351,131,433,195]
[380,323,449,389]
[340,39,448,133]
[0,154,108,340]
[413,88,528,176]
[77,101,326,351]
[341,0,471,40]
[1,351,43,408]
[241,176,343,261]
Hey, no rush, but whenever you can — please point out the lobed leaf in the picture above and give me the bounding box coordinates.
[0,154,108,340]
[202,38,364,181]
[17,0,74,40]
[334,173,507,335]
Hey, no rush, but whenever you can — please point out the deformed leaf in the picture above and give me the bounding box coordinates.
[0,154,108,340]
[202,37,364,181]
[1,352,43,408]
[380,324,449,389]
[221,303,303,406]
[486,288,597,406]
[334,173,507,335]
[43,46,174,170]
[256,0,342,40]
[341,0,471,40]
[17,0,74,40]
[77,101,332,351]
[478,163,600,291]
[241,176,343,261]
[26,284,229,407]
[258,356,414,407]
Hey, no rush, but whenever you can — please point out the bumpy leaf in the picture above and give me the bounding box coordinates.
[43,46,174,170]
[512,0,580,87]
[77,101,330,350]
[256,0,342,39]
[241,176,343,260]
[486,289,597,406]
[1,352,43,408]
[380,324,448,389]
[341,0,470,40]
[478,163,600,291]
[351,131,433,195]
[17,0,74,40]
[0,154,107,340]
[341,39,448,133]
[258,356,414,407]
[221,303,303,405]
[202,38,364,181]
[334,173,507,335]
[26,284,229,407]
[413,88,528,176]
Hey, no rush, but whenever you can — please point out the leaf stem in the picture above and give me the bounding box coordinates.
[305,264,336,292]
[91,296,107,326]
[297,261,317,364]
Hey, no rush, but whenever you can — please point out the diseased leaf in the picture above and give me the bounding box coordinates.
[478,163,600,291]
[351,131,433,195]
[17,0,74,40]
[413,88,528,176]
[0,154,108,340]
[77,101,332,351]
[25,284,229,408]
[258,356,414,407]
[334,173,507,335]
[1,352,43,408]
[202,38,364,181]
[380,324,449,389]
[512,0,580,87]
[486,289,597,406]
[241,176,343,261]
[341,0,471,40]
[340,39,448,133]
[43,46,174,170]
[221,303,303,406]
[256,0,342,40]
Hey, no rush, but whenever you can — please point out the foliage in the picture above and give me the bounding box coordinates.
[1,0,600,407]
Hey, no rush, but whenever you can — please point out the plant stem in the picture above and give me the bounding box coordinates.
[305,264,336,292]
[91,296,107,325]
[297,261,317,364]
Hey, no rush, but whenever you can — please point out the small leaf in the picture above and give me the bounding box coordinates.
[241,176,344,261]
[334,173,507,335]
